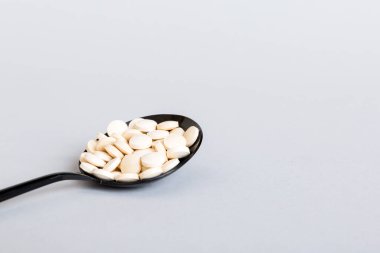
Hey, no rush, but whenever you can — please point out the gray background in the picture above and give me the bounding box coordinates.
[0,0,379,252]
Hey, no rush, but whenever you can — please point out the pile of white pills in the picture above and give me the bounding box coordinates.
[79,118,200,182]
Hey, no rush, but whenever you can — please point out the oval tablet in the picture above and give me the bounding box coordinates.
[129,135,152,150]
[104,144,124,158]
[79,152,87,163]
[147,130,169,140]
[129,118,144,129]
[162,159,180,173]
[119,154,141,173]
[134,119,157,132]
[167,146,190,159]
[152,140,166,154]
[107,120,128,136]
[84,153,106,167]
[170,127,185,136]
[86,140,97,153]
[80,162,97,174]
[103,157,122,172]
[93,169,115,180]
[157,121,179,131]
[184,126,199,147]
[115,173,139,182]
[139,167,163,180]
[164,134,186,149]
[114,140,134,155]
[141,152,166,168]
[96,137,116,151]
[96,132,107,140]
[112,171,122,178]
[93,151,112,162]
[122,129,143,140]
[133,148,155,158]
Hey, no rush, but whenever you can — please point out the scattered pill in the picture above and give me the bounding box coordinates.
[147,130,169,140]
[84,153,106,167]
[133,148,155,158]
[119,154,141,173]
[114,140,134,155]
[134,119,157,132]
[152,140,166,154]
[96,137,116,151]
[184,126,200,147]
[93,151,112,162]
[116,173,139,182]
[164,134,187,149]
[122,128,143,140]
[80,162,97,174]
[129,134,152,149]
[107,120,128,136]
[141,152,167,168]
[93,169,115,180]
[86,140,97,153]
[139,167,163,180]
[167,146,190,159]
[105,144,124,158]
[129,118,144,129]
[157,121,179,130]
[103,157,122,172]
[79,153,87,163]
[170,127,185,135]
[162,159,180,173]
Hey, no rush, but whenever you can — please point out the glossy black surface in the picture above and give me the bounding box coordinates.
[0,114,202,202]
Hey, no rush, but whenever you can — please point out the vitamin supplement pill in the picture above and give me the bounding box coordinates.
[134,119,157,132]
[103,157,122,172]
[96,137,116,151]
[84,153,106,167]
[157,121,179,131]
[133,148,155,158]
[167,146,190,159]
[170,127,185,136]
[129,134,152,150]
[147,130,169,140]
[141,152,167,168]
[114,140,134,155]
[86,140,97,153]
[107,120,128,136]
[80,162,97,174]
[152,140,166,154]
[97,132,107,140]
[112,171,122,178]
[184,126,199,147]
[119,154,141,173]
[139,167,163,180]
[79,153,87,163]
[163,134,186,149]
[162,159,180,173]
[92,169,115,180]
[115,173,139,182]
[122,129,143,140]
[104,144,124,158]
[129,118,144,129]
[93,151,112,162]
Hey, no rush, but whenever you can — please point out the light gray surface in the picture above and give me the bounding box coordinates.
[0,0,380,252]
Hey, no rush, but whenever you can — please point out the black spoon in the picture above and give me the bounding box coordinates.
[0,114,203,202]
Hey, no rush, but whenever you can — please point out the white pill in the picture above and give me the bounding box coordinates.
[79,153,87,163]
[147,130,169,140]
[96,137,116,151]
[163,134,187,149]
[112,171,122,178]
[114,139,134,155]
[86,139,97,153]
[119,154,141,173]
[103,157,122,172]
[122,129,143,140]
[134,119,157,132]
[115,173,139,182]
[104,144,124,158]
[167,146,190,159]
[133,148,155,158]
[170,127,185,135]
[152,140,166,154]
[107,120,128,136]
[184,126,200,147]
[157,121,179,131]
[129,118,144,129]
[93,151,112,162]
[141,152,167,168]
[96,132,107,140]
[162,159,180,173]
[84,153,106,167]
[93,169,115,180]
[139,167,163,180]
[129,134,152,150]
[80,162,97,174]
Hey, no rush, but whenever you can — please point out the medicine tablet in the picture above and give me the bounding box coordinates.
[86,140,97,153]
[112,171,122,178]
[122,129,143,140]
[93,169,115,180]
[80,162,97,174]
[152,140,166,154]
[84,153,106,167]
[139,167,163,180]
[134,119,157,132]
[129,118,144,129]
[184,126,199,147]
[133,148,155,158]
[163,134,186,149]
[167,146,190,159]
[103,157,122,172]
[79,153,87,163]
[129,134,152,150]
[141,152,167,168]
[115,173,139,182]
[96,137,116,151]
[157,121,179,131]
[162,159,180,173]
[114,140,134,155]
[104,144,124,158]
[93,151,112,162]
[119,154,141,173]
[170,127,185,136]
[107,120,128,136]
[147,130,169,140]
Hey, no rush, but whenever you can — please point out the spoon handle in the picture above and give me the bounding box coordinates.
[0,172,94,202]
